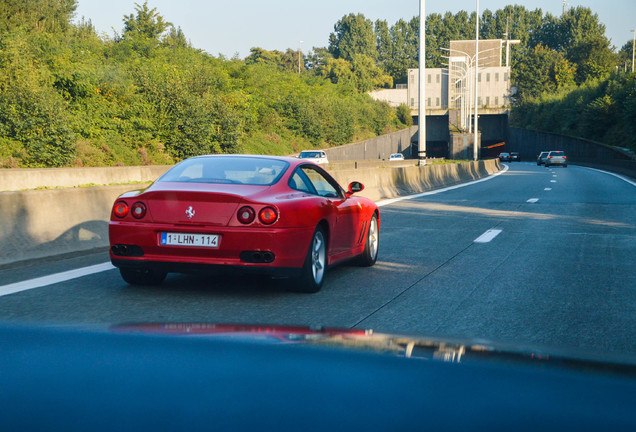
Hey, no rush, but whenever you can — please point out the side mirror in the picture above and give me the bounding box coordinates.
[346,181,364,197]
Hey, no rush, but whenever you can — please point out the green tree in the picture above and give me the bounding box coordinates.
[617,40,634,72]
[328,13,377,62]
[567,35,616,83]
[0,0,78,33]
[514,44,572,100]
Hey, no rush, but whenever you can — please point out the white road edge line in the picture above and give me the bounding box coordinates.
[377,163,510,207]
[0,262,115,297]
[584,167,636,188]
[474,229,502,243]
[527,198,539,203]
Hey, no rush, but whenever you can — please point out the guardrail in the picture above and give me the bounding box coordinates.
[0,159,501,267]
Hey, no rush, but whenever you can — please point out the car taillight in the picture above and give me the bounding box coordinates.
[258,207,278,225]
[563,156,567,159]
[237,206,255,224]
[131,202,147,219]
[548,156,552,159]
[113,201,129,218]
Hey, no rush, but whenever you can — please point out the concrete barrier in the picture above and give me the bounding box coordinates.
[0,160,501,267]
[331,159,501,202]
[0,185,142,266]
[0,165,172,192]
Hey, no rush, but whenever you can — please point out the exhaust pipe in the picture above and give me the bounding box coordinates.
[240,251,275,263]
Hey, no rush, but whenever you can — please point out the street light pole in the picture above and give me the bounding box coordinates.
[632,30,636,73]
[298,41,304,74]
[473,0,479,161]
[418,0,426,164]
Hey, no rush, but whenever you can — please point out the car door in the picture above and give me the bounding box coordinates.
[297,165,360,255]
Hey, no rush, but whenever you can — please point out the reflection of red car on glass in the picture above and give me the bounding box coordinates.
[109,155,380,292]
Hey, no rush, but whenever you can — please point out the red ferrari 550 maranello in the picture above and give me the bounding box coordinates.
[109,155,380,292]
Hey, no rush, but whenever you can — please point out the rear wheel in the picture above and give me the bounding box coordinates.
[358,214,379,267]
[119,267,166,286]
[291,226,327,293]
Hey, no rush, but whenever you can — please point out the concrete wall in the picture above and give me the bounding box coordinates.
[367,89,407,107]
[0,159,501,266]
[0,165,172,192]
[323,127,417,161]
[0,185,139,265]
[331,159,501,202]
[507,128,636,178]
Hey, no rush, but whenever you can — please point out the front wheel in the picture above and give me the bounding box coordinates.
[358,214,379,267]
[290,226,327,293]
[119,267,166,286]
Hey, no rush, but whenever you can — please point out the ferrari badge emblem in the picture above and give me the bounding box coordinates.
[185,206,196,219]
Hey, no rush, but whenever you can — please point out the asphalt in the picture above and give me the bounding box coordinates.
[1,162,634,357]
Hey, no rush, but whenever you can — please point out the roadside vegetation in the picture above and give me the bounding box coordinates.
[0,2,633,168]
[0,1,407,168]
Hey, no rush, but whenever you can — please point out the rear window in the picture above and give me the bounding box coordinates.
[158,156,289,186]
[550,151,565,156]
[299,151,323,159]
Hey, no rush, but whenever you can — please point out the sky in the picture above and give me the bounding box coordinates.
[74,1,636,58]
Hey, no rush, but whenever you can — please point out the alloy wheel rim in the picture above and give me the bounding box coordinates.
[312,231,326,284]
[368,217,378,260]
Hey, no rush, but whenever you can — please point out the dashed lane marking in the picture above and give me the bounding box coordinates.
[474,229,503,243]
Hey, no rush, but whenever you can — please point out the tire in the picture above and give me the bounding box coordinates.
[358,214,379,267]
[119,267,167,286]
[564,164,568,168]
[545,163,550,167]
[290,226,327,293]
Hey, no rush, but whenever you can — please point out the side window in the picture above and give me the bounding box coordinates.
[301,166,341,198]
[289,170,316,194]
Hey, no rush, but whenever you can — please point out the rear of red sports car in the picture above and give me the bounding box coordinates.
[109,155,379,292]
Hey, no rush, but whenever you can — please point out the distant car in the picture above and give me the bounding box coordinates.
[545,151,567,168]
[389,153,405,161]
[537,151,549,165]
[109,155,379,293]
[498,152,511,162]
[510,152,521,162]
[298,150,328,165]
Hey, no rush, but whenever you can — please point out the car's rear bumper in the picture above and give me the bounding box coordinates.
[109,222,313,272]
[111,259,302,278]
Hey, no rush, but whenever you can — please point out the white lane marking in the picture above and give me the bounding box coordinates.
[474,229,502,243]
[550,180,557,183]
[0,262,114,297]
[377,164,510,207]
[527,198,539,203]
[552,175,557,177]
[544,188,552,191]
[584,167,636,188]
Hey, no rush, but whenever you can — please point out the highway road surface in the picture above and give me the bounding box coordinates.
[1,162,635,358]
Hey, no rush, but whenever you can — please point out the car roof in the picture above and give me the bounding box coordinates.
[185,154,311,169]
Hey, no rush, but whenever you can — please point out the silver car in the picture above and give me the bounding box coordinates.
[537,151,549,166]
[545,151,567,168]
